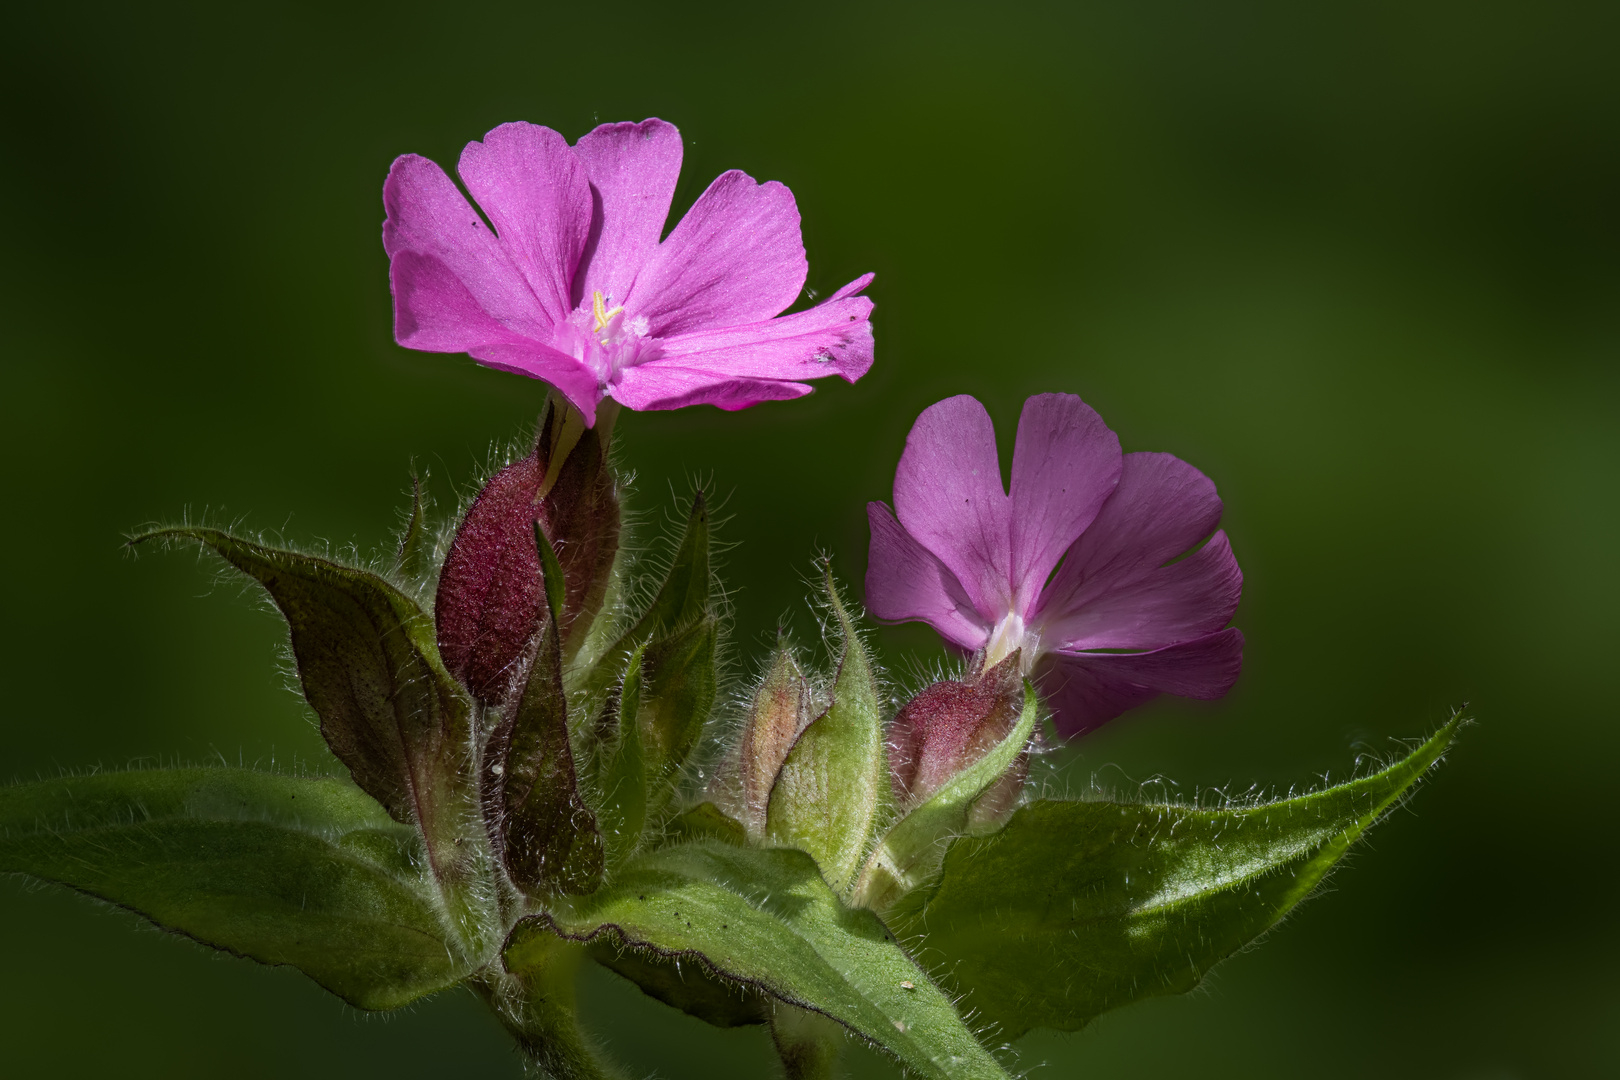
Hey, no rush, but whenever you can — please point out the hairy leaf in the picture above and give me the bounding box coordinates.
[0,769,471,1009]
[506,842,1011,1080]
[767,573,886,894]
[855,683,1038,913]
[133,529,476,872]
[902,718,1461,1039]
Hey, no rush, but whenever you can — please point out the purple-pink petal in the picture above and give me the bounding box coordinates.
[891,395,1013,622]
[383,154,552,350]
[1035,628,1245,739]
[468,342,604,425]
[571,119,683,310]
[456,122,593,328]
[865,502,990,650]
[607,365,813,412]
[625,170,808,338]
[1008,393,1122,614]
[655,276,874,385]
[1042,530,1241,651]
[1036,451,1238,649]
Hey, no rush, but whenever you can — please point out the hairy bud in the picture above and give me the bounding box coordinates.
[888,654,1026,808]
[436,399,620,704]
[737,644,812,837]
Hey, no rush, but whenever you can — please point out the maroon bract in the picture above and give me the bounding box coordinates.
[866,393,1244,737]
[888,655,1024,805]
[436,405,619,706]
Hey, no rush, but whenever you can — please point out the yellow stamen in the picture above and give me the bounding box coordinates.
[591,290,624,333]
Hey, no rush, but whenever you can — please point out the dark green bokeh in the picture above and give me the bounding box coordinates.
[2,2,1615,1076]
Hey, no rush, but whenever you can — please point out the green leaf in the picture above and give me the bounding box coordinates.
[767,571,886,895]
[901,718,1461,1040]
[132,529,478,878]
[855,682,1038,913]
[0,769,471,1010]
[506,842,1011,1080]
[483,526,603,898]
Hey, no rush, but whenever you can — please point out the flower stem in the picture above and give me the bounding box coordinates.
[770,1003,845,1080]
[472,943,627,1080]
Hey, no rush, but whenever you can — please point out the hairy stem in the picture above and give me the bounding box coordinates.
[472,944,627,1080]
[771,1003,845,1080]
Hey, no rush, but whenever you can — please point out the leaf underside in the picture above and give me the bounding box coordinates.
[902,717,1461,1040]
[507,841,1012,1080]
[0,769,469,1010]
[131,527,472,844]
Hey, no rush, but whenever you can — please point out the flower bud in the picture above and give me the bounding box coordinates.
[737,644,812,837]
[436,399,620,705]
[888,654,1026,808]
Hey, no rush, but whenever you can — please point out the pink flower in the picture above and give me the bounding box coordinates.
[866,394,1244,738]
[383,120,874,425]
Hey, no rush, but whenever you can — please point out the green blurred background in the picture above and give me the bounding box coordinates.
[3,1,1615,1076]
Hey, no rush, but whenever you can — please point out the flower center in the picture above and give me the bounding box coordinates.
[591,290,625,334]
[561,291,660,386]
[982,611,1039,674]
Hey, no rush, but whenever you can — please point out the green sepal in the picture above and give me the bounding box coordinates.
[483,526,603,898]
[575,491,711,699]
[0,769,472,1009]
[855,682,1038,913]
[665,802,748,847]
[636,616,719,817]
[390,467,435,591]
[505,842,1012,1080]
[131,528,480,887]
[899,717,1462,1040]
[766,571,886,895]
[594,645,648,869]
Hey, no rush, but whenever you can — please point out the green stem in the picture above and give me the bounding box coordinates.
[770,1003,845,1080]
[472,942,627,1080]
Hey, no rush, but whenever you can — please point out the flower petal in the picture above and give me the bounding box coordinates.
[654,275,875,384]
[864,502,990,650]
[571,118,683,311]
[625,170,807,337]
[1036,452,1238,649]
[383,154,553,349]
[469,343,604,426]
[456,122,592,327]
[606,364,812,412]
[1008,393,1121,615]
[1043,531,1242,651]
[891,395,1012,622]
[1035,628,1245,739]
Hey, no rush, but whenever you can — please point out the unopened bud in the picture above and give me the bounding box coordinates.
[888,654,1025,807]
[436,399,620,704]
[737,644,812,837]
